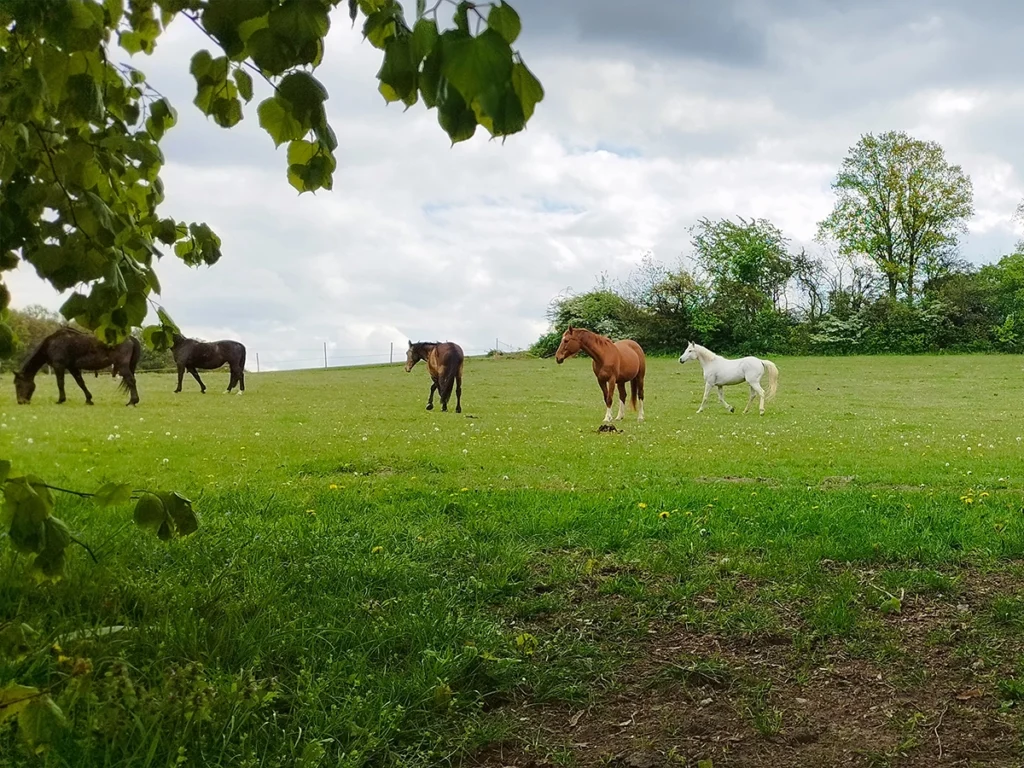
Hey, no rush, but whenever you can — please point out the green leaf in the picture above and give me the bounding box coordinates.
[441,29,513,107]
[64,73,103,122]
[487,2,521,45]
[234,69,254,102]
[93,482,134,508]
[511,60,544,121]
[0,684,39,725]
[377,35,417,102]
[411,17,438,63]
[436,86,477,144]
[133,495,165,533]
[257,96,306,147]
[879,596,902,615]
[0,622,37,662]
[202,0,272,59]
[190,50,214,81]
[277,72,329,126]
[268,0,330,49]
[160,491,199,536]
[18,694,66,751]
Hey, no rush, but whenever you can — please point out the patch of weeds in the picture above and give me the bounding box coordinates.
[986,595,1024,631]
[655,653,734,690]
[744,681,784,737]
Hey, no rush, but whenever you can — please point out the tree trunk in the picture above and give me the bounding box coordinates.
[887,273,898,300]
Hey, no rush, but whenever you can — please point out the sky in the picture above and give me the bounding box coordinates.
[8,0,1024,369]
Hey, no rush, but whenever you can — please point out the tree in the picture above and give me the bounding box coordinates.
[690,217,793,312]
[0,0,543,356]
[817,131,973,303]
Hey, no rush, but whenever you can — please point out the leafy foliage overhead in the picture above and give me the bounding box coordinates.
[0,0,541,357]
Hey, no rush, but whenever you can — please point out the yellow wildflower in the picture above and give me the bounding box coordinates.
[329,483,339,490]
[637,502,647,509]
[659,511,670,519]
[371,546,384,554]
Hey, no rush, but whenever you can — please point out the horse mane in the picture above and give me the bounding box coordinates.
[691,343,719,362]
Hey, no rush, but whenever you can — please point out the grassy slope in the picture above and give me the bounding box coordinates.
[2,355,1024,766]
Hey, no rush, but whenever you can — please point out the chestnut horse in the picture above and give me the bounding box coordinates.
[14,327,141,406]
[554,325,646,422]
[405,340,464,413]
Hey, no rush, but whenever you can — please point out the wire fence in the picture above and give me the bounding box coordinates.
[138,338,529,375]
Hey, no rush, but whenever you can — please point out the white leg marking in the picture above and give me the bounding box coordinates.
[638,400,645,422]
[604,405,613,422]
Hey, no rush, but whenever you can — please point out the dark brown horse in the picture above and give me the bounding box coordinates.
[14,327,141,406]
[554,325,646,422]
[405,340,464,413]
[171,333,246,394]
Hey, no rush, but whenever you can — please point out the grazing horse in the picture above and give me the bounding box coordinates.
[171,333,246,394]
[14,327,141,406]
[405,340,464,413]
[679,341,779,415]
[554,325,646,422]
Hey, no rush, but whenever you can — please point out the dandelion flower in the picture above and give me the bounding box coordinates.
[659,511,670,519]
[980,492,990,498]
[460,487,469,492]
[371,546,384,554]
[329,483,339,490]
[637,502,647,509]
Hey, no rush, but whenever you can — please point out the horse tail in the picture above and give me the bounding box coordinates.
[437,345,462,403]
[763,360,779,401]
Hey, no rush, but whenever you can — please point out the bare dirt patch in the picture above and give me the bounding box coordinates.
[474,574,1024,768]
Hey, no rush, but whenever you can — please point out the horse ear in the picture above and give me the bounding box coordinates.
[407,340,412,347]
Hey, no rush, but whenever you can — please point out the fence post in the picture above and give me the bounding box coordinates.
[323,342,328,369]
[256,353,260,373]
[390,342,393,364]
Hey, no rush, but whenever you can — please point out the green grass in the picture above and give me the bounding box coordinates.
[3,354,1024,766]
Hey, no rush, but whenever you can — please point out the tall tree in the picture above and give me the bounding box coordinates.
[0,0,543,355]
[817,130,973,303]
[690,216,793,312]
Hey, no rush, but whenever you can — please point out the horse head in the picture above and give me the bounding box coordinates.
[13,371,35,404]
[678,341,698,365]
[554,326,581,364]
[405,341,424,373]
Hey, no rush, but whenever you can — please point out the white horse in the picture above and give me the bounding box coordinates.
[678,341,779,415]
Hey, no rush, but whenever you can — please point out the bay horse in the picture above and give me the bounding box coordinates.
[171,333,246,394]
[679,341,779,415]
[554,326,646,422]
[14,327,140,406]
[405,340,464,413]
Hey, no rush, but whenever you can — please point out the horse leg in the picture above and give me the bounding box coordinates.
[175,364,185,393]
[743,385,757,415]
[54,367,68,404]
[122,370,140,406]
[614,381,627,420]
[226,368,237,393]
[238,365,245,394]
[750,380,767,415]
[68,368,94,405]
[697,381,712,413]
[601,379,615,422]
[426,379,437,411]
[716,385,734,413]
[188,367,206,394]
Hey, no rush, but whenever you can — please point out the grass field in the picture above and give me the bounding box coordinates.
[3,354,1024,767]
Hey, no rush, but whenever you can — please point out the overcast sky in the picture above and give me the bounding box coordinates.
[8,0,1024,369]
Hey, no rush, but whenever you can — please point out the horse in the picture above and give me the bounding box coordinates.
[678,341,779,415]
[554,325,646,422]
[14,327,141,406]
[405,340,464,413]
[171,333,246,394]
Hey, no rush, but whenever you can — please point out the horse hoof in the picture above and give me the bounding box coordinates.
[85,401,93,406]
[236,391,244,396]
[456,406,462,413]
[729,407,735,413]
[426,404,433,411]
